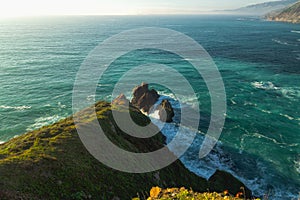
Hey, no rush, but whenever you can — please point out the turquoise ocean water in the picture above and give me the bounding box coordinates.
[0,16,299,199]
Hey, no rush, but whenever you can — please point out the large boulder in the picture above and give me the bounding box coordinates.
[131,82,159,113]
[158,99,175,123]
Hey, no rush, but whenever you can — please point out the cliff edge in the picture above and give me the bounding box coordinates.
[0,101,251,199]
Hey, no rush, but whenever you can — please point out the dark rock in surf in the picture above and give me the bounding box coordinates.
[131,82,159,113]
[157,99,174,123]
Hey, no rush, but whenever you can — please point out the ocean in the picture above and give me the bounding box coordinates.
[0,15,299,199]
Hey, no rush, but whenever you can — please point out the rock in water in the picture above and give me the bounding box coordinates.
[158,99,174,123]
[131,82,159,113]
[112,94,130,106]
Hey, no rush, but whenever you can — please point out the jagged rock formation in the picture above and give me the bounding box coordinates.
[131,83,159,113]
[157,100,175,123]
[112,93,130,106]
[267,1,300,23]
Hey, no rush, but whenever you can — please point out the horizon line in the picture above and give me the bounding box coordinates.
[0,12,260,19]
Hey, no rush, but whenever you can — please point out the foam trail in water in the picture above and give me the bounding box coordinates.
[26,115,64,131]
[294,156,300,174]
[280,87,300,99]
[291,30,300,34]
[0,105,31,111]
[272,39,297,46]
[251,81,300,100]
[251,81,278,90]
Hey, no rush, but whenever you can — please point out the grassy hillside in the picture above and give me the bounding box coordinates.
[267,1,300,23]
[0,101,251,199]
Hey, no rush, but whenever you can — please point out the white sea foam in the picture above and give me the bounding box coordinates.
[280,87,300,99]
[26,115,64,131]
[279,113,295,120]
[251,81,278,90]
[251,81,299,100]
[149,109,160,120]
[52,93,67,100]
[86,94,96,102]
[58,102,66,109]
[0,141,5,144]
[230,98,237,105]
[149,95,257,194]
[182,58,196,61]
[0,105,31,111]
[291,30,300,34]
[261,109,272,114]
[251,132,299,148]
[294,157,300,174]
[149,94,299,199]
[272,39,289,46]
[244,101,257,106]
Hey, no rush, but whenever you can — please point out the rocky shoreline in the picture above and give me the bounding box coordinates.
[266,1,300,23]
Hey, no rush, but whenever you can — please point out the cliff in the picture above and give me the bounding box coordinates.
[0,101,250,199]
[220,0,298,15]
[267,1,300,23]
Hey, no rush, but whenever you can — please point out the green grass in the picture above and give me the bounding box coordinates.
[0,101,208,199]
[0,101,254,199]
[268,1,300,23]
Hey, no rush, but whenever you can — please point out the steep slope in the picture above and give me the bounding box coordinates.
[267,1,300,23]
[222,0,298,15]
[0,101,251,199]
[0,101,209,199]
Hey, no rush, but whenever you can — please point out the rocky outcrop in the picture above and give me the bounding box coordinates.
[157,100,175,123]
[112,94,130,106]
[208,170,252,199]
[112,84,175,123]
[131,82,159,113]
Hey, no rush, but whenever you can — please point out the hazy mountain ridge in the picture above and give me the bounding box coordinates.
[266,1,300,23]
[221,0,298,15]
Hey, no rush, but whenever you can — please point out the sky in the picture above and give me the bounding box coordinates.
[0,0,277,17]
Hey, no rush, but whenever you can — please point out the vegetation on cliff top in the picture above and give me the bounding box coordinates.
[267,1,300,23]
[0,101,251,199]
[133,187,260,200]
